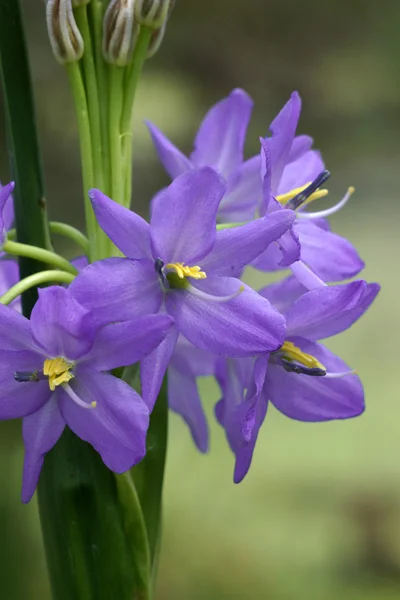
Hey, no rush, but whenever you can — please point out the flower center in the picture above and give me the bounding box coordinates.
[274,341,326,377]
[165,262,207,280]
[276,183,329,207]
[276,170,331,211]
[43,357,74,391]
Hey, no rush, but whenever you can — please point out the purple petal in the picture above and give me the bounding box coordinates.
[284,280,380,341]
[60,367,149,472]
[259,275,307,313]
[150,167,225,264]
[71,255,89,271]
[21,395,65,503]
[30,286,96,360]
[266,338,364,421]
[0,182,15,244]
[140,325,179,410]
[201,209,295,276]
[278,150,325,195]
[288,135,314,162]
[252,204,301,270]
[166,277,286,357]
[190,89,253,177]
[168,363,209,452]
[172,335,218,377]
[90,189,152,260]
[267,91,302,193]
[0,303,35,351]
[295,220,365,281]
[146,121,193,179]
[85,314,174,371]
[218,156,261,223]
[70,258,163,327]
[0,349,51,419]
[0,260,21,312]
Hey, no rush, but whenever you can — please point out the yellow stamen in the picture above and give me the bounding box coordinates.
[276,183,329,207]
[43,357,74,391]
[166,262,207,280]
[280,341,325,370]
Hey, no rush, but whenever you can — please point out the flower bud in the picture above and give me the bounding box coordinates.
[46,0,84,63]
[103,0,139,66]
[146,21,166,58]
[135,0,171,29]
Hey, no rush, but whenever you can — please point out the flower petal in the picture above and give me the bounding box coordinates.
[0,181,15,244]
[295,220,365,281]
[0,349,51,419]
[86,314,174,371]
[150,167,225,264]
[288,135,313,162]
[30,286,96,360]
[168,364,209,453]
[284,280,380,340]
[218,156,261,223]
[266,338,364,421]
[90,189,152,259]
[201,209,295,276]
[259,275,307,313]
[140,325,179,411]
[267,91,302,193]
[172,335,218,377]
[0,260,20,311]
[60,368,149,472]
[0,301,34,351]
[71,258,163,327]
[190,89,253,177]
[278,150,325,195]
[146,121,193,179]
[166,277,286,357]
[21,394,65,503]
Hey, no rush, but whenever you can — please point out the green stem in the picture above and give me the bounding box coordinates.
[121,27,152,208]
[216,221,247,230]
[109,66,125,205]
[90,0,110,194]
[65,61,97,260]
[74,5,104,192]
[0,270,76,305]
[49,222,90,256]
[3,240,78,275]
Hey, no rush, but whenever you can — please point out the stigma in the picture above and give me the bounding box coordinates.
[43,357,75,391]
[165,262,207,280]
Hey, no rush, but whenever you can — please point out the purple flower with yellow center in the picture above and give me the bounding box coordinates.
[215,278,379,482]
[71,167,294,408]
[252,94,364,282]
[0,285,173,502]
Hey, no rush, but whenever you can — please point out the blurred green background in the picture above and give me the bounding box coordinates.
[0,0,399,598]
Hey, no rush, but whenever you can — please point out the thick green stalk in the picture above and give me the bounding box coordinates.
[0,0,51,315]
[121,27,152,208]
[109,65,125,205]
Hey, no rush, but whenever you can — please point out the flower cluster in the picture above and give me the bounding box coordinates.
[0,90,379,500]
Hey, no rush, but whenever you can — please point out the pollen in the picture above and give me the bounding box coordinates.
[276,183,329,207]
[166,262,207,280]
[43,357,74,391]
[280,341,325,370]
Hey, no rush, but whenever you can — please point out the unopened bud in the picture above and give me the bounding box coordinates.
[103,0,139,66]
[46,0,84,63]
[135,0,171,29]
[146,21,166,58]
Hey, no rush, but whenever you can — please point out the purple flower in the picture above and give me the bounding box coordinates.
[252,95,364,281]
[0,181,15,246]
[216,279,380,482]
[147,90,324,225]
[0,285,173,502]
[71,167,294,408]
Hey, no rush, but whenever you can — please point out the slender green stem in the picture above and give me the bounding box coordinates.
[74,6,104,192]
[121,27,152,208]
[49,222,90,256]
[216,221,247,230]
[3,240,78,275]
[8,223,90,256]
[90,0,110,195]
[65,62,96,260]
[0,270,76,305]
[109,66,125,205]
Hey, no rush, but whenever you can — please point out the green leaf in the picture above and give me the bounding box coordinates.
[0,0,51,315]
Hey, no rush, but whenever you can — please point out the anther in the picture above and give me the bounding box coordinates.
[287,170,331,211]
[280,358,326,377]
[14,370,44,383]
